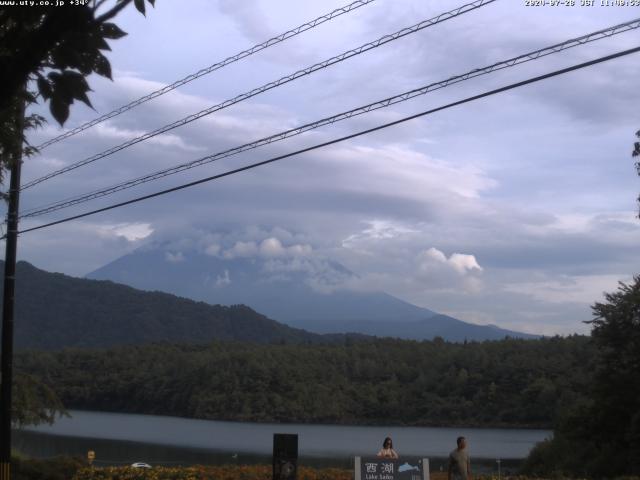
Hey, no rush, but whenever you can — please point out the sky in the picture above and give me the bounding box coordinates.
[6,0,640,335]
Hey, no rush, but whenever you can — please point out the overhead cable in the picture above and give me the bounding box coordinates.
[20,17,640,219]
[22,0,496,190]
[12,45,640,238]
[34,0,379,150]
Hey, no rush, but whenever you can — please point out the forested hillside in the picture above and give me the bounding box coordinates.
[18,336,593,428]
[2,261,364,349]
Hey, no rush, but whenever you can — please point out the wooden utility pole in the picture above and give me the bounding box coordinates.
[0,94,25,480]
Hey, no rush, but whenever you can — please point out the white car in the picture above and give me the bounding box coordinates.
[131,462,152,469]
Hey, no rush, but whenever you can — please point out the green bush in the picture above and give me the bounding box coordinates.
[11,455,84,480]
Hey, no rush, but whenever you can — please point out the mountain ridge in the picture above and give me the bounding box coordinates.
[87,244,538,341]
[1,260,368,350]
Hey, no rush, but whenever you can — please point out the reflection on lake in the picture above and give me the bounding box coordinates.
[16,410,550,469]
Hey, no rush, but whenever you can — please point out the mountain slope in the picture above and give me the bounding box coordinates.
[87,247,437,322]
[87,245,538,341]
[292,315,536,342]
[1,261,348,350]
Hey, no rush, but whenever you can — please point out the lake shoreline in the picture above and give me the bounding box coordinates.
[58,407,553,430]
[16,410,550,463]
[14,432,526,476]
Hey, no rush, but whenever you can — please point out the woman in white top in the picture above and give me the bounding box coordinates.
[376,436,399,459]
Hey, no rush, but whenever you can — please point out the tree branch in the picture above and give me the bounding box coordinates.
[93,0,110,13]
[96,0,133,23]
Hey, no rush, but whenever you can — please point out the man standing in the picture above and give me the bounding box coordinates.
[448,436,471,480]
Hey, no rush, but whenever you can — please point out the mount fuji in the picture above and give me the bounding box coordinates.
[87,242,537,342]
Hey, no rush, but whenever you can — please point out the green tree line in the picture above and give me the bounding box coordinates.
[16,335,592,428]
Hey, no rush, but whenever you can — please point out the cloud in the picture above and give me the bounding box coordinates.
[215,269,231,287]
[259,237,285,257]
[97,222,154,242]
[217,0,272,43]
[205,243,221,257]
[222,237,312,260]
[92,122,205,153]
[180,226,311,261]
[449,254,483,274]
[28,154,66,170]
[15,221,152,276]
[325,144,498,200]
[419,248,483,275]
[259,237,312,258]
[165,251,185,263]
[223,240,258,259]
[503,273,632,305]
[411,247,484,294]
[342,219,418,249]
[262,256,355,294]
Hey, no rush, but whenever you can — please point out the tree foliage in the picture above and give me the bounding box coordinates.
[634,130,640,217]
[0,0,155,182]
[0,0,155,124]
[586,276,640,474]
[11,372,67,427]
[72,464,354,480]
[523,276,640,478]
[4,261,366,349]
[17,335,593,429]
[11,455,84,480]
[0,0,154,425]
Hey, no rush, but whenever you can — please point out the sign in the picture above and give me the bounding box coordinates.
[273,433,297,480]
[87,450,95,464]
[354,457,429,480]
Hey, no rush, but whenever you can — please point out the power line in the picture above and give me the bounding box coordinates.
[12,45,640,238]
[34,0,378,151]
[21,0,496,191]
[19,17,640,219]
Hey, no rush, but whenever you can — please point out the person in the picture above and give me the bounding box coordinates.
[448,436,471,480]
[376,436,399,459]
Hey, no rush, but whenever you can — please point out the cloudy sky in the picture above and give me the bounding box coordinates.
[8,0,640,335]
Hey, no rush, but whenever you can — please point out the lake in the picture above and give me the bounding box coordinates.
[15,410,551,470]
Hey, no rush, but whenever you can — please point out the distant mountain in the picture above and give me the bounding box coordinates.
[87,244,538,341]
[1,261,362,350]
[287,315,536,342]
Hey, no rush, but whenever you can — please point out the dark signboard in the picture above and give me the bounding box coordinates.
[273,433,298,480]
[355,457,429,480]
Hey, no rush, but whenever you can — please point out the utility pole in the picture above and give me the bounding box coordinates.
[0,93,25,480]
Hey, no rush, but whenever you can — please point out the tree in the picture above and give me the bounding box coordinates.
[0,0,156,179]
[0,0,155,429]
[10,373,66,427]
[0,91,43,189]
[523,276,640,478]
[525,133,640,478]
[633,130,640,217]
[586,276,640,475]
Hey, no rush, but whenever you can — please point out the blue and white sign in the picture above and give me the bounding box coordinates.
[354,457,430,480]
